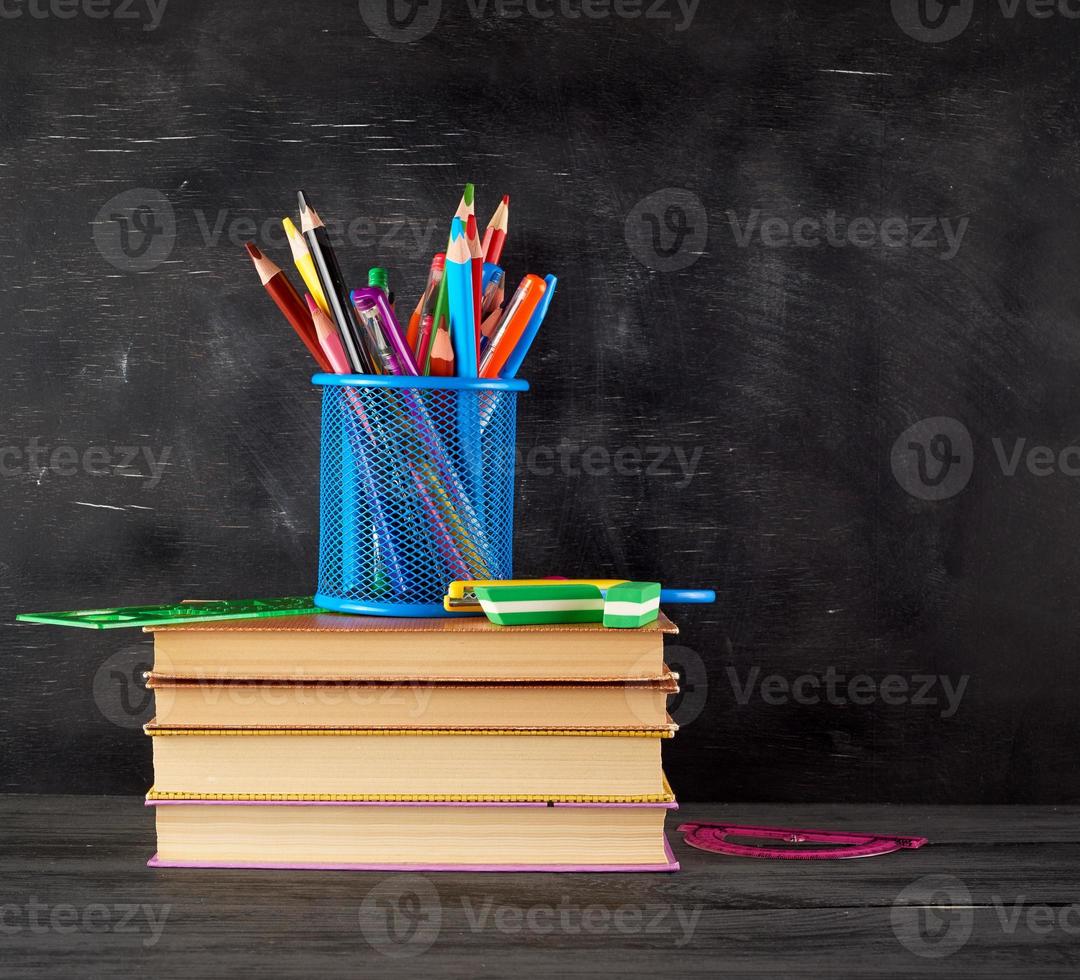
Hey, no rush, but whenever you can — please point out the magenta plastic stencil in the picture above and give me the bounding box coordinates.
[677,823,929,860]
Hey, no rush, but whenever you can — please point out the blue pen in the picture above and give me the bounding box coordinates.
[500,273,557,379]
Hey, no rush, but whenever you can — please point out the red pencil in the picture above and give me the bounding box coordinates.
[466,214,483,357]
[481,194,509,265]
[245,243,331,372]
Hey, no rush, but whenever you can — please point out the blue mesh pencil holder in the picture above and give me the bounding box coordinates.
[313,374,529,617]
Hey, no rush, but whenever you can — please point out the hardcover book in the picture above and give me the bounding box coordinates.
[147,796,679,872]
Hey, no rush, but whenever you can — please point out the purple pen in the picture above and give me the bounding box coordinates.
[350,287,419,376]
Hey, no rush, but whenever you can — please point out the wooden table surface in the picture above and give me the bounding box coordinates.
[2,796,1078,978]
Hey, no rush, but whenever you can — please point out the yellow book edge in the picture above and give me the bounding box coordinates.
[146,775,677,805]
[143,724,676,737]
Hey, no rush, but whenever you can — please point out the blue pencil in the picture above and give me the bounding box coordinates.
[446,217,477,378]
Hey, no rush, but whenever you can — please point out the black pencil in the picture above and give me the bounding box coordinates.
[297,190,373,374]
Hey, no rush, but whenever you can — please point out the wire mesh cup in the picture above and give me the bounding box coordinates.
[313,374,529,617]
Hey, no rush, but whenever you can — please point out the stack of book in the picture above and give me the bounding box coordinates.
[143,612,682,871]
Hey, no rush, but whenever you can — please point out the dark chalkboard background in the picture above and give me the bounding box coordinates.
[2,0,1079,802]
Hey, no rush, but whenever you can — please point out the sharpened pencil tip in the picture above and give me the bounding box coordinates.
[463,183,474,206]
[502,195,510,205]
[297,191,323,232]
[467,214,478,237]
[245,242,263,259]
[450,216,465,240]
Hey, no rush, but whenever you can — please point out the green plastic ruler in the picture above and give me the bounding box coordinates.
[16,596,326,630]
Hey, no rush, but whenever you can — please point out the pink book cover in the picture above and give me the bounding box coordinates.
[146,798,680,873]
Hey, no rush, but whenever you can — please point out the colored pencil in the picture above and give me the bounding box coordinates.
[429,323,454,376]
[481,195,509,265]
[282,217,329,315]
[479,306,503,347]
[446,218,478,377]
[415,313,436,372]
[455,182,475,225]
[297,190,374,374]
[306,294,352,375]
[479,274,547,379]
[466,214,483,354]
[244,243,331,372]
[408,253,445,354]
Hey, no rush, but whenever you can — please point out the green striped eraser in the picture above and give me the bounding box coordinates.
[603,582,662,628]
[473,584,605,626]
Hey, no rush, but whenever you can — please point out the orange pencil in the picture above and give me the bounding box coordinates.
[481,195,509,265]
[466,214,483,353]
[429,323,455,377]
[408,253,445,353]
[478,274,547,379]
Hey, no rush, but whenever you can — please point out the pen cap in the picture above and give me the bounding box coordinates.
[482,263,504,292]
[368,267,390,293]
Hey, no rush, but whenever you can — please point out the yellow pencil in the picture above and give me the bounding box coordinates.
[283,216,329,315]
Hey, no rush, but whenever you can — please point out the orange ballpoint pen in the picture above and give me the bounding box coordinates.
[478,274,546,379]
